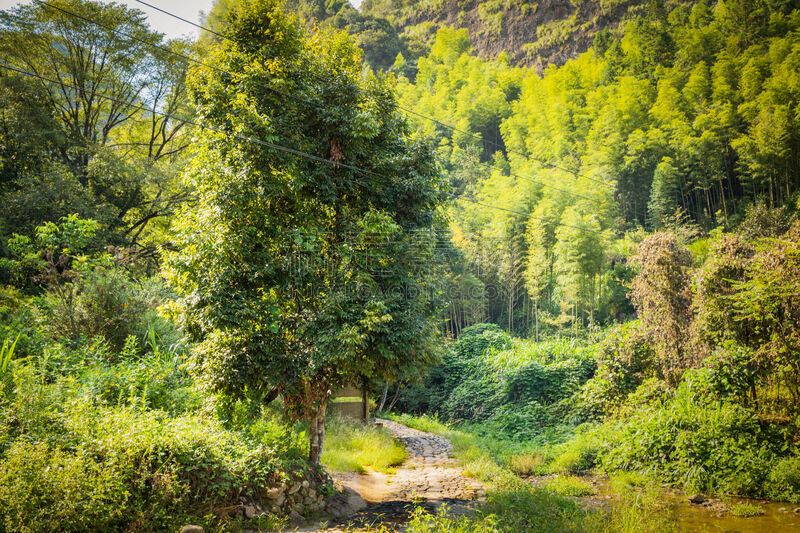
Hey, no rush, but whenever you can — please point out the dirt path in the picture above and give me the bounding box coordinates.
[303,419,485,532]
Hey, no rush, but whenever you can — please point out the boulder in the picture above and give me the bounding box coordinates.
[180,527,204,533]
[688,494,705,504]
[264,486,285,499]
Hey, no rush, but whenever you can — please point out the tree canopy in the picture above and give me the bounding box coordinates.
[165,0,448,463]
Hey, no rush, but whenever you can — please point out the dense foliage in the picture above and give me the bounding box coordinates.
[167,0,448,464]
[391,0,800,335]
[396,209,800,503]
[1,0,800,530]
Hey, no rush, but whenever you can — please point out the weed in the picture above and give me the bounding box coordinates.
[322,416,406,474]
[544,476,595,497]
[730,502,765,517]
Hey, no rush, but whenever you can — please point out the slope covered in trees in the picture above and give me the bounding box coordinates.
[393,0,800,335]
[1,0,800,530]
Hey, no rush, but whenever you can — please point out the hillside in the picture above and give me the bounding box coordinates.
[361,0,688,69]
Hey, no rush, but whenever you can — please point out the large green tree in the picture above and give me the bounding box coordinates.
[165,0,447,463]
[0,0,191,257]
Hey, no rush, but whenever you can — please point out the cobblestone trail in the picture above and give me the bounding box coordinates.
[306,419,485,532]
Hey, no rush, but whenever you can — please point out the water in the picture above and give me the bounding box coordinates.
[533,475,800,532]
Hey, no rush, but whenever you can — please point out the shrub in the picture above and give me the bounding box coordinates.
[730,502,765,517]
[0,442,128,532]
[79,348,197,414]
[543,476,594,497]
[573,321,654,421]
[36,264,148,353]
[504,358,596,406]
[0,369,307,531]
[704,341,760,404]
[766,457,800,503]
[549,429,602,474]
[600,376,780,495]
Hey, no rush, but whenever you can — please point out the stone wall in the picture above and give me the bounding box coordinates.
[240,468,330,522]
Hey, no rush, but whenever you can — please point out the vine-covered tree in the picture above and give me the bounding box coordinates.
[630,232,693,385]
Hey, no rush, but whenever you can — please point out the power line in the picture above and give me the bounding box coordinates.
[128,0,607,194]
[33,0,315,110]
[35,0,599,204]
[0,62,602,235]
[135,0,594,183]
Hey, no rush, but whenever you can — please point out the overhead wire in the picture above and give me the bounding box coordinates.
[35,0,600,204]
[0,55,601,235]
[129,0,608,192]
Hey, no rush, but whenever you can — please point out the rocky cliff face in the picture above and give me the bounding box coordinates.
[362,0,669,69]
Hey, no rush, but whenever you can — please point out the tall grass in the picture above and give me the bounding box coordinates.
[0,333,20,377]
[322,415,407,474]
[384,412,677,533]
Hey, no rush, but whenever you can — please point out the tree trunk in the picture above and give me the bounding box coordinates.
[377,381,389,413]
[263,386,282,405]
[308,398,328,465]
[387,383,402,412]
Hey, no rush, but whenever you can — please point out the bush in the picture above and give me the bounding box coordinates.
[35,265,149,353]
[543,476,594,497]
[600,375,782,495]
[0,368,307,532]
[0,442,128,532]
[504,358,596,406]
[79,346,197,414]
[394,323,510,415]
[766,457,800,503]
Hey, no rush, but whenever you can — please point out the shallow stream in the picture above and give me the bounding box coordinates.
[533,475,800,532]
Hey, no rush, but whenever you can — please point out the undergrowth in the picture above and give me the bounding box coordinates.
[322,415,407,474]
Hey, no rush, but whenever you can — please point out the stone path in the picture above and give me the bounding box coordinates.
[303,419,485,532]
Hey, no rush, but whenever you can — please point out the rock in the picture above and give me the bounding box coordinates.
[688,494,706,504]
[326,502,346,519]
[287,482,301,495]
[264,486,284,499]
[779,507,789,513]
[302,480,310,489]
[243,504,256,519]
[342,486,368,512]
[180,527,204,533]
[794,508,800,514]
[274,492,285,506]
[289,509,304,527]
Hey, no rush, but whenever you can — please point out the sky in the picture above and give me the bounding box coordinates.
[0,0,218,39]
[0,0,363,39]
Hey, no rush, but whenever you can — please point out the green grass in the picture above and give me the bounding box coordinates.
[322,416,407,474]
[384,411,677,533]
[330,396,363,403]
[730,502,765,517]
[544,476,595,497]
[509,451,548,476]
